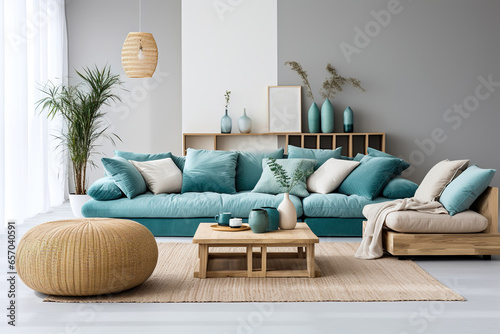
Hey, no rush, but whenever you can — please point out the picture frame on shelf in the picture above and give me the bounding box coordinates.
[268,86,302,133]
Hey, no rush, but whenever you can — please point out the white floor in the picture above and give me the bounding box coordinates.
[1,202,500,334]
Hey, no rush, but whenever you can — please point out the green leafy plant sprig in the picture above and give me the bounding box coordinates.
[224,90,231,109]
[266,158,312,194]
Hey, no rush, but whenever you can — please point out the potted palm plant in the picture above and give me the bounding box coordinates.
[37,65,123,217]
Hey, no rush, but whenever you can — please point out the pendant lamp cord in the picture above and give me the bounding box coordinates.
[139,0,142,32]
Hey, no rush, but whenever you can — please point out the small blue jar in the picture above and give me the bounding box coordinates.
[248,209,269,233]
[260,207,279,232]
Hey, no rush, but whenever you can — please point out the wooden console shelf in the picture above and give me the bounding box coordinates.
[183,132,385,157]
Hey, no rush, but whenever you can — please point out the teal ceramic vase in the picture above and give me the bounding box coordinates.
[248,209,269,233]
[343,106,353,133]
[221,109,232,133]
[260,207,279,232]
[238,108,252,133]
[321,99,334,133]
[308,102,320,133]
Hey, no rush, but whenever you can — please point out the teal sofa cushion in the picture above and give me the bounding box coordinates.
[367,147,410,175]
[353,153,365,162]
[287,145,342,169]
[338,156,401,199]
[181,149,238,194]
[236,148,284,191]
[382,177,418,199]
[115,150,171,161]
[115,150,185,171]
[171,155,185,171]
[81,191,302,218]
[101,157,147,199]
[303,193,390,218]
[87,177,123,201]
[252,158,316,197]
[440,165,496,215]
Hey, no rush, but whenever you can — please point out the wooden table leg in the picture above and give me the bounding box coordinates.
[306,244,315,278]
[199,244,208,278]
[298,247,304,259]
[261,246,267,277]
[247,246,253,277]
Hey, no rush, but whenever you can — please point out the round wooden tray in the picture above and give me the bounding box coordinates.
[210,224,251,232]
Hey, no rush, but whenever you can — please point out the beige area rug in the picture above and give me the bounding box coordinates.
[44,242,464,303]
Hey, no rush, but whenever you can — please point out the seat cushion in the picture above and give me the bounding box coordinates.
[385,210,488,233]
[82,192,302,219]
[302,193,391,218]
[221,192,302,217]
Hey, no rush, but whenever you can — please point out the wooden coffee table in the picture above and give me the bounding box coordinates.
[192,223,320,278]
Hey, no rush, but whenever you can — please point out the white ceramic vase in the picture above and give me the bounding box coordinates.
[237,108,252,133]
[277,193,297,230]
[69,194,91,217]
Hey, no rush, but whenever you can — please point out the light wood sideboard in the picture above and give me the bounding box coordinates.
[183,132,385,157]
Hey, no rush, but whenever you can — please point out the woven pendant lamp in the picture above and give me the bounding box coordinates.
[121,0,158,78]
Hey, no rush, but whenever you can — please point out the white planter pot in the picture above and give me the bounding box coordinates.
[69,194,91,218]
[278,193,297,230]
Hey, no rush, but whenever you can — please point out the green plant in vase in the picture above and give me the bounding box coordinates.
[221,90,232,133]
[37,65,123,216]
[267,158,312,230]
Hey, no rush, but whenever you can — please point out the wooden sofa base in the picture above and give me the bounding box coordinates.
[382,229,500,256]
[368,187,500,257]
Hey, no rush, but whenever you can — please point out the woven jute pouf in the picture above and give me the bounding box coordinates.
[17,218,158,296]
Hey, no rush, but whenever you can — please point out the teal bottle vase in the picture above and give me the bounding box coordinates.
[260,207,279,232]
[237,108,252,133]
[248,209,269,233]
[321,99,334,133]
[308,102,320,133]
[343,106,353,133]
[221,109,232,133]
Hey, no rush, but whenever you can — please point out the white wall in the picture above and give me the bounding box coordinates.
[66,0,182,187]
[182,0,277,135]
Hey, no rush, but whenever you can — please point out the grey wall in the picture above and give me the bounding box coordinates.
[65,0,182,185]
[278,0,500,185]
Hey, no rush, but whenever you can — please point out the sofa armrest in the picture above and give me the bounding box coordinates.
[470,187,498,234]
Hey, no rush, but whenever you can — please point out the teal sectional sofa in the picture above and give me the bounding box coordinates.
[82,147,415,237]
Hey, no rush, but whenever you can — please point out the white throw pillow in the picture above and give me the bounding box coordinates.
[414,159,469,202]
[307,158,360,194]
[130,158,182,195]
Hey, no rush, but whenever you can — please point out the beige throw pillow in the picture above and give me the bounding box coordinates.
[307,158,360,194]
[131,158,182,195]
[414,159,469,202]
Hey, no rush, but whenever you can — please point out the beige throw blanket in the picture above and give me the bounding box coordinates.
[356,198,448,260]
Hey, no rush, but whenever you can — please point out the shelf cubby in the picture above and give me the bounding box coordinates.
[183,132,386,158]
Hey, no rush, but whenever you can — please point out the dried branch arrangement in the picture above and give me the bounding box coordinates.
[320,63,365,100]
[284,61,314,101]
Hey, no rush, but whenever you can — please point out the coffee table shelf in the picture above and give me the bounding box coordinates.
[192,223,321,278]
